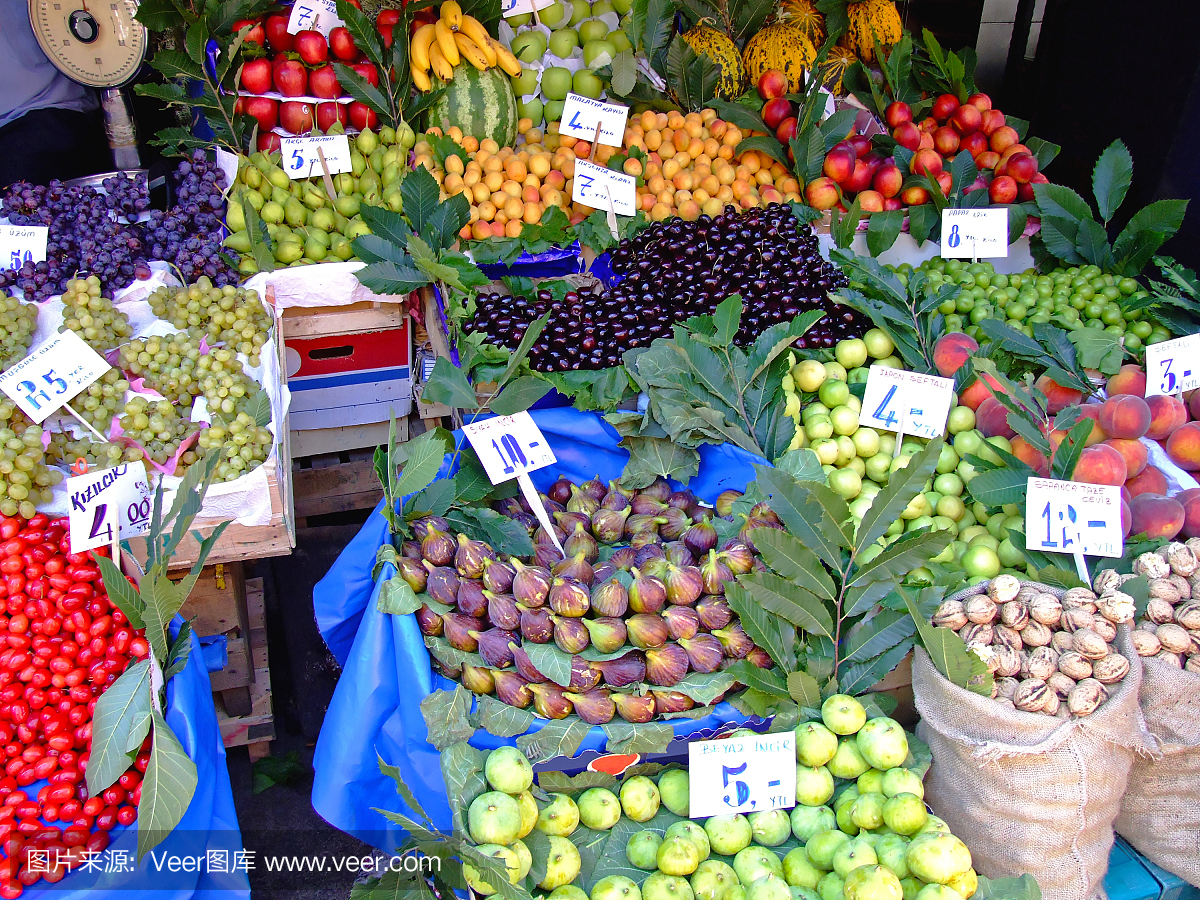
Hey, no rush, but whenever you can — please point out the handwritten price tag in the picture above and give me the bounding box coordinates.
[462,412,557,484]
[688,732,795,819]
[572,158,637,217]
[286,0,344,36]
[281,135,352,179]
[0,331,111,424]
[858,366,954,440]
[1025,478,1123,559]
[67,463,152,553]
[559,93,629,146]
[0,226,48,270]
[502,0,556,15]
[1144,334,1200,397]
[940,208,1008,259]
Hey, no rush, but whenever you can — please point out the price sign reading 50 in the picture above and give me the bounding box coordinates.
[1145,334,1200,397]
[462,412,557,484]
[687,732,795,819]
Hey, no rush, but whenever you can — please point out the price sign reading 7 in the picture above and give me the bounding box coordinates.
[1145,334,1200,397]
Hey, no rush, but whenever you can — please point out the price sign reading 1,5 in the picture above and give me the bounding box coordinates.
[1025,478,1123,559]
[462,412,557,485]
[687,731,795,819]
[1144,334,1200,397]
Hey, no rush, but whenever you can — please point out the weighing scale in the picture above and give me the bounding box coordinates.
[27,0,148,170]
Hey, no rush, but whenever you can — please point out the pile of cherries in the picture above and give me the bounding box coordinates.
[0,513,148,895]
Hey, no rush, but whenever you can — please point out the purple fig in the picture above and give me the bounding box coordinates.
[510,644,549,683]
[612,692,657,723]
[627,613,669,649]
[511,560,551,608]
[539,495,567,515]
[663,606,701,641]
[715,490,742,518]
[720,540,755,575]
[535,524,567,547]
[659,507,691,541]
[696,596,733,631]
[529,682,573,719]
[567,486,600,517]
[496,497,524,517]
[456,579,488,617]
[581,616,628,653]
[513,512,538,531]
[481,558,515,594]
[548,577,590,617]
[664,564,703,606]
[596,651,646,687]
[421,527,457,566]
[607,479,636,500]
[631,494,668,516]
[552,553,594,585]
[493,670,533,708]
[398,557,428,593]
[747,646,774,669]
[415,604,444,636]
[548,475,574,505]
[679,634,724,673]
[689,503,710,524]
[401,540,423,559]
[713,622,754,659]
[591,562,617,584]
[569,657,603,692]
[652,690,695,714]
[473,629,518,668]
[751,502,782,526]
[554,511,592,535]
[551,615,591,654]
[645,643,689,686]
[455,533,496,579]
[601,491,630,512]
[443,614,484,652]
[580,475,607,501]
[412,516,449,540]
[534,544,565,569]
[486,592,520,631]
[638,555,671,580]
[701,549,734,595]
[591,507,630,544]
[683,519,718,557]
[663,542,695,567]
[669,489,697,510]
[632,538,664,561]
[564,522,599,562]
[641,477,672,502]
[629,570,667,614]
[461,665,496,694]
[563,688,615,724]
[519,605,554,643]
[626,514,667,537]
[424,563,461,605]
[590,576,630,617]
[608,546,638,570]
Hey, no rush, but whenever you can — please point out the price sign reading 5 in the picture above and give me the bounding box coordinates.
[1145,334,1200,397]
[0,331,111,423]
[462,412,558,485]
[688,732,795,818]
[1025,478,1123,559]
[280,135,352,180]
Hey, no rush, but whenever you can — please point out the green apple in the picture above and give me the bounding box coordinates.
[549,27,580,56]
[572,68,604,99]
[610,29,632,52]
[591,0,615,13]
[517,96,545,125]
[579,19,610,43]
[569,0,591,25]
[611,0,631,13]
[544,99,566,123]
[540,66,574,100]
[583,39,616,67]
[508,12,533,25]
[513,66,540,96]
[512,30,548,62]
[538,0,568,26]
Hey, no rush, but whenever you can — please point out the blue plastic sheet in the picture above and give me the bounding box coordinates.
[312,408,767,846]
[477,243,585,280]
[25,623,248,898]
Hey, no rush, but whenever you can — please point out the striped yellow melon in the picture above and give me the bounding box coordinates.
[742,22,817,95]
[819,44,859,94]
[682,24,747,100]
[778,0,825,46]
[845,0,903,62]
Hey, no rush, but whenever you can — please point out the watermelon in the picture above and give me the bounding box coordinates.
[428,64,517,148]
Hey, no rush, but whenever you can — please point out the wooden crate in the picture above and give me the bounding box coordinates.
[215,577,274,761]
[293,452,385,520]
[290,417,405,458]
[177,562,254,714]
[280,301,405,339]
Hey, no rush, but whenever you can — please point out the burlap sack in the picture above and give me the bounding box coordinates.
[1114,659,1200,886]
[912,621,1149,900]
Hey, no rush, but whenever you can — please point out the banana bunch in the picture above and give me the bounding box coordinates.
[410,0,520,91]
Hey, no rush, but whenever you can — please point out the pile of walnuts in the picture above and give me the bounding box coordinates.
[1125,541,1200,675]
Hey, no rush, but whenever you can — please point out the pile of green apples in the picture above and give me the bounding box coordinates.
[507,0,634,125]
[462,695,980,900]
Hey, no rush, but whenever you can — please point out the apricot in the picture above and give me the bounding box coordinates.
[1073,443,1128,487]
[1106,364,1148,397]
[933,332,979,377]
[1104,438,1147,477]
[1034,374,1084,415]
[1166,421,1200,470]
[976,396,1014,439]
[1128,493,1185,540]
[1010,436,1048,476]
[1177,487,1200,538]
[1099,394,1151,440]
[1126,464,1168,498]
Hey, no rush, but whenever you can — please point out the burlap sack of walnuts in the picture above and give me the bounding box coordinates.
[1114,658,1200,886]
[912,608,1149,900]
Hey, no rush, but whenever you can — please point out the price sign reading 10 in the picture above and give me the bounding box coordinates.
[462,412,557,484]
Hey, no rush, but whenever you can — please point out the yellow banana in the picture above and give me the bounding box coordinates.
[440,0,463,31]
[488,36,521,76]
[428,41,455,82]
[459,16,497,65]
[411,62,433,92]
[434,19,460,66]
[410,23,437,72]
[454,33,489,70]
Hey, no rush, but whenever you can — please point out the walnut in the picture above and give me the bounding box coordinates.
[1186,537,1200,558]
[1061,608,1098,633]
[1166,542,1199,577]
[1156,623,1192,654]
[1148,579,1184,604]
[1068,678,1107,716]
[960,623,994,646]
[1042,690,1061,716]
[1073,628,1110,660]
[1147,598,1177,625]
[1174,602,1200,630]
[1052,631,1076,654]
[1016,585,1042,605]
[986,574,1021,605]
[1156,650,1184,668]
[1029,593,1063,627]
[996,676,1020,701]
[1027,646,1059,680]
[1021,620,1053,648]
[1168,573,1193,600]
[1092,653,1131,685]
[1097,591,1136,625]
[1092,617,1118,643]
[1014,679,1050,713]
[1134,552,1171,580]
[1093,569,1123,594]
[995,697,1017,710]
[1000,600,1030,631]
[932,600,968,630]
[993,624,1024,652]
[1186,656,1200,674]
[1131,629,1163,657]
[1058,650,1094,680]
[964,595,999,626]
[1048,672,1077,698]
[968,642,1000,674]
[994,645,1022,678]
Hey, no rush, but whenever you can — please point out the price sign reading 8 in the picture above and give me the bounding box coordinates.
[858,366,954,439]
[1025,478,1123,559]
[462,412,557,485]
[687,732,795,819]
[1144,334,1200,397]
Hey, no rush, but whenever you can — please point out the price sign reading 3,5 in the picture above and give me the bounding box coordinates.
[572,158,637,217]
[1144,334,1200,397]
[1025,478,1123,559]
[0,330,111,423]
[286,0,343,36]
[280,135,352,179]
[687,731,795,819]
[66,463,152,554]
[858,366,954,440]
[462,412,557,484]
[940,208,1008,259]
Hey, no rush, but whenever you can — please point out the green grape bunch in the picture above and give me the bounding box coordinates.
[60,276,133,352]
[118,331,204,405]
[0,294,38,370]
[197,411,273,482]
[148,279,271,367]
[116,394,201,469]
[70,368,130,436]
[0,399,62,518]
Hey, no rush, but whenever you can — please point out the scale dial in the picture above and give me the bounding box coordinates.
[29,0,147,87]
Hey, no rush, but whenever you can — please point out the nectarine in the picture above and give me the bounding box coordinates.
[1128,493,1185,540]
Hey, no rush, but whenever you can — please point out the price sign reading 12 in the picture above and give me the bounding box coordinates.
[687,731,795,819]
[462,412,557,484]
[1145,334,1200,397]
[1025,478,1123,559]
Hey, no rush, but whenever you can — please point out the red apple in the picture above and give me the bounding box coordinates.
[804,176,840,211]
[960,131,989,158]
[980,109,1006,136]
[309,65,342,99]
[873,163,903,198]
[842,159,873,193]
[273,59,307,97]
[265,14,294,52]
[348,101,378,130]
[1007,152,1038,184]
[329,26,358,61]
[883,197,903,211]
[317,101,348,132]
[932,125,960,156]
[967,93,992,111]
[240,57,272,94]
[757,69,788,101]
[931,93,960,122]
[257,131,283,153]
[900,185,929,205]
[243,95,279,131]
[775,117,798,144]
[857,190,884,212]
[892,122,921,151]
[295,29,329,65]
[823,145,856,183]
[280,100,315,134]
[762,97,793,130]
[848,134,872,158]
[377,8,401,48]
[351,61,380,86]
[233,18,265,47]
[976,150,1001,169]
[951,104,982,135]
[884,101,912,128]
[989,175,1017,204]
[935,170,953,195]
[911,148,943,177]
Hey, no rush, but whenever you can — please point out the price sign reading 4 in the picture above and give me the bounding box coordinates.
[66,463,152,554]
[462,412,557,484]
[1025,478,1123,559]
[687,731,795,818]
[0,330,110,423]
[559,93,630,147]
[1144,334,1200,397]
[858,366,954,441]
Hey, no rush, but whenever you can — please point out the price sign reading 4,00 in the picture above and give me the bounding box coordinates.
[462,412,557,485]
[1145,334,1200,397]
[688,731,795,819]
[1025,478,1123,559]
[66,463,152,554]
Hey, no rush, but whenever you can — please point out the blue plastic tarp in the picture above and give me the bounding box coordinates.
[311,408,767,847]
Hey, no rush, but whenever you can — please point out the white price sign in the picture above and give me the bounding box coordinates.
[688,731,796,819]
[0,225,48,269]
[286,0,344,36]
[502,0,556,16]
[67,463,153,553]
[572,158,637,217]
[462,412,557,484]
[1025,478,1123,559]
[1144,334,1200,397]
[559,93,629,147]
[0,331,111,424]
[940,208,1008,259]
[281,135,352,179]
[858,366,954,440]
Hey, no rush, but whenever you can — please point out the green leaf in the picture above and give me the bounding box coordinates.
[497,312,551,386]
[724,660,789,698]
[973,874,1042,900]
[1025,137,1061,171]
[184,20,209,64]
[854,439,943,554]
[489,377,553,416]
[138,573,177,663]
[787,671,821,708]
[95,553,144,629]
[866,210,904,257]
[712,295,742,348]
[831,196,863,250]
[163,619,193,683]
[615,434,700,489]
[1068,328,1125,375]
[751,528,837,600]
[1033,183,1093,223]
[848,531,953,611]
[709,99,771,138]
[87,660,152,794]
[771,447,826,483]
[136,0,186,30]
[1076,218,1116,271]
[734,135,789,167]
[536,770,617,793]
[517,718,592,764]
[602,722,675,754]
[840,609,917,664]
[521,643,574,688]
[838,640,914,697]
[965,465,1030,507]
[137,711,199,862]
[726,582,794,671]
[1092,139,1134,224]
[906,202,938,246]
[476,695,536,737]
[735,572,835,639]
[422,357,478,410]
[420,687,476,751]
[671,670,737,705]
[754,466,849,571]
[439,741,488,834]
[446,507,535,557]
[1049,418,1093,481]
[240,194,276,274]
[394,429,452,498]
[405,478,456,518]
[377,575,422,615]
[901,589,993,696]
[611,49,638,96]
[664,35,720,112]
[401,166,441,237]
[332,63,393,121]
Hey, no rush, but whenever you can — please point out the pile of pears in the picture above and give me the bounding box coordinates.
[224,125,416,273]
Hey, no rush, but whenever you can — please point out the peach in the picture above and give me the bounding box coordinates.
[976,396,1014,439]
[1105,364,1147,397]
[893,122,920,151]
[1034,373,1084,414]
[911,149,943,177]
[990,126,1019,153]
[1129,493,1185,540]
[1104,438,1148,477]
[1011,436,1048,476]
[1145,394,1188,440]
[873,163,903,198]
[1189,389,1200,421]
[931,94,959,122]
[1121,499,1132,537]
[959,372,1005,410]
[857,190,884,213]
[1076,404,1107,446]
[899,185,929,206]
[1166,421,1200,470]
[980,109,1005,136]
[1126,465,1168,498]
[951,104,982,135]
[933,332,979,377]
[885,101,912,127]
[932,126,960,156]
[1122,485,1132,504]
[976,151,1001,170]
[989,175,1017,204]
[1099,394,1151,440]
[1073,443,1128,487]
[1177,488,1200,538]
[960,131,989,158]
